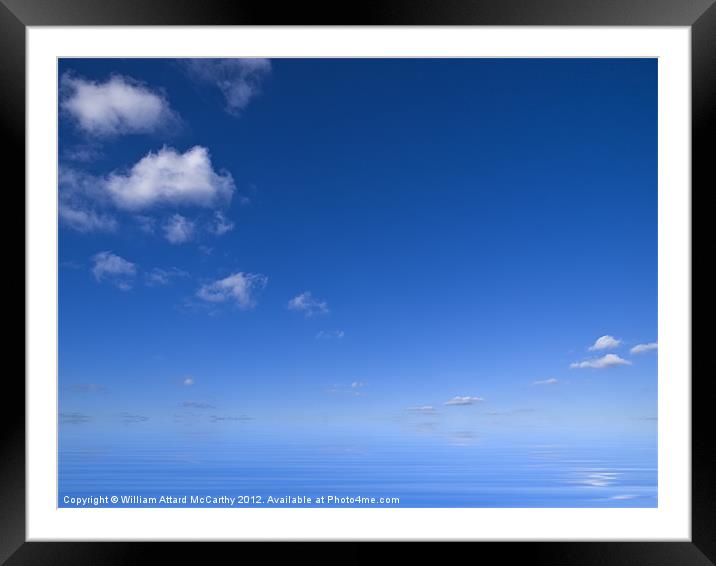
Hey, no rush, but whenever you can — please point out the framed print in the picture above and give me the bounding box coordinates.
[4,0,711,563]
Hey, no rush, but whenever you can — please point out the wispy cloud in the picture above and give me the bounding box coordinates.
[630,342,658,355]
[61,73,177,136]
[58,168,118,233]
[196,272,268,309]
[91,251,137,290]
[182,376,195,386]
[287,291,329,317]
[316,330,345,340]
[570,353,631,369]
[588,335,621,351]
[209,211,234,236]
[533,378,559,385]
[163,214,195,244]
[59,203,118,233]
[145,267,188,287]
[444,396,484,406]
[184,59,271,116]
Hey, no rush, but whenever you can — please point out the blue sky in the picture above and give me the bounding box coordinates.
[58,58,657,443]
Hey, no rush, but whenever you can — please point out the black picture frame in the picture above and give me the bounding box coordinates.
[3,1,710,563]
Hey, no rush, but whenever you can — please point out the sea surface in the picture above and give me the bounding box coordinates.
[58,422,657,508]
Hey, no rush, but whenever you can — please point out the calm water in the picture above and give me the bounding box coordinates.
[58,421,657,508]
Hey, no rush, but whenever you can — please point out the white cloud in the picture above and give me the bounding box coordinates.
[570,353,631,369]
[209,211,234,236]
[351,382,366,389]
[316,330,345,340]
[287,291,329,317]
[59,149,235,241]
[196,272,268,309]
[59,167,118,233]
[588,335,621,351]
[183,376,195,386]
[184,59,271,115]
[59,203,118,233]
[61,74,176,136]
[163,214,195,244]
[106,146,235,210]
[533,378,559,385]
[630,342,658,355]
[444,396,484,406]
[91,251,137,289]
[145,267,188,287]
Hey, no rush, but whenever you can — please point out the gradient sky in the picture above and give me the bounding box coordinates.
[58,58,657,443]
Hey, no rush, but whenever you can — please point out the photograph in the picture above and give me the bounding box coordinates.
[57,57,659,509]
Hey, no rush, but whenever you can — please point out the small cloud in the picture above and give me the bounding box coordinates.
[59,203,118,233]
[533,378,559,386]
[91,251,137,289]
[196,272,268,309]
[182,376,195,386]
[59,167,118,233]
[60,73,178,136]
[444,396,484,406]
[351,382,366,389]
[145,267,188,286]
[588,335,621,351]
[106,146,234,211]
[610,494,638,500]
[316,330,345,340]
[183,59,271,116]
[181,401,215,409]
[209,211,234,236]
[630,342,658,355]
[570,353,631,369]
[163,214,195,244]
[287,291,329,317]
